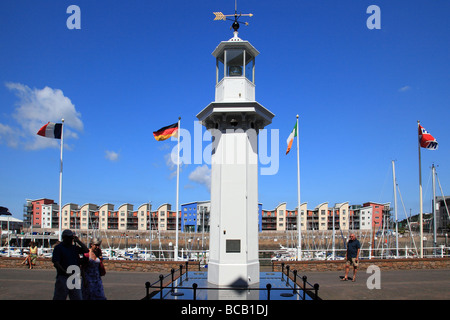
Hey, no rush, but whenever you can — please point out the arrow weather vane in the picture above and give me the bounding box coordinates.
[213,0,253,32]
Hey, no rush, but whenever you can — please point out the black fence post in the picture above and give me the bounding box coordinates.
[285,265,290,285]
[193,283,198,301]
[171,268,175,291]
[302,275,307,300]
[293,270,297,294]
[145,281,150,300]
[266,283,272,300]
[314,283,320,300]
[159,274,164,299]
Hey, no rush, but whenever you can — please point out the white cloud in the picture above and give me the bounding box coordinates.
[188,165,211,193]
[0,123,21,148]
[1,82,83,150]
[398,85,411,92]
[105,150,119,162]
[164,149,186,178]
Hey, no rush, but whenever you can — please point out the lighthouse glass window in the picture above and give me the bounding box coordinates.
[217,49,255,83]
[225,49,244,77]
[245,52,254,83]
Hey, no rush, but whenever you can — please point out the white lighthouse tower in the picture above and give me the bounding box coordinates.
[197,16,274,287]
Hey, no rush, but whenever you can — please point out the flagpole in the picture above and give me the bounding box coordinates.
[58,119,64,241]
[432,163,437,253]
[418,120,423,258]
[296,115,302,260]
[175,117,181,261]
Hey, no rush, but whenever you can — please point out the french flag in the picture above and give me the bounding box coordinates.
[37,122,62,139]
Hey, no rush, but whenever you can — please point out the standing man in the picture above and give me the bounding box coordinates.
[52,229,89,299]
[343,233,361,282]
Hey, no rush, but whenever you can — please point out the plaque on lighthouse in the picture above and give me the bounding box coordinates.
[197,8,275,287]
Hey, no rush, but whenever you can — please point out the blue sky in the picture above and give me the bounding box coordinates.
[1,0,449,222]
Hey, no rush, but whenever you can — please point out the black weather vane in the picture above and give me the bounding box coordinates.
[213,0,253,32]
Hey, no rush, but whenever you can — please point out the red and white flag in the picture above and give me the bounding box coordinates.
[37,122,63,139]
[419,124,438,150]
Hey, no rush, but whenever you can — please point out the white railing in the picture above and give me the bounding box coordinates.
[1,246,449,261]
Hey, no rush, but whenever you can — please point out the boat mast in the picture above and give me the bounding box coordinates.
[332,207,335,260]
[392,160,399,257]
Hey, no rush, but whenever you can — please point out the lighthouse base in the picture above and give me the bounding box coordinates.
[207,260,260,287]
[147,270,319,300]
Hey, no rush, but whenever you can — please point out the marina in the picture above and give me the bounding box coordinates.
[5,156,448,263]
[2,229,449,262]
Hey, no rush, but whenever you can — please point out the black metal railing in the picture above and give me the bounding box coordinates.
[144,261,194,299]
[278,262,320,300]
[144,261,320,300]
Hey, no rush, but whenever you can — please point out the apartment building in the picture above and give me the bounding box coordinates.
[436,196,450,231]
[24,198,56,228]
[361,202,390,230]
[24,198,392,233]
[181,201,210,233]
[41,202,59,229]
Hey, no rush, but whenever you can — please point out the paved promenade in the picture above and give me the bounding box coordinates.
[0,267,449,300]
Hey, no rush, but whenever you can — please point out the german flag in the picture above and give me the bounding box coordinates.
[153,122,179,141]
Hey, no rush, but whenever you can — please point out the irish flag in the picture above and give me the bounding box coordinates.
[153,122,179,141]
[286,121,297,155]
[37,122,62,139]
